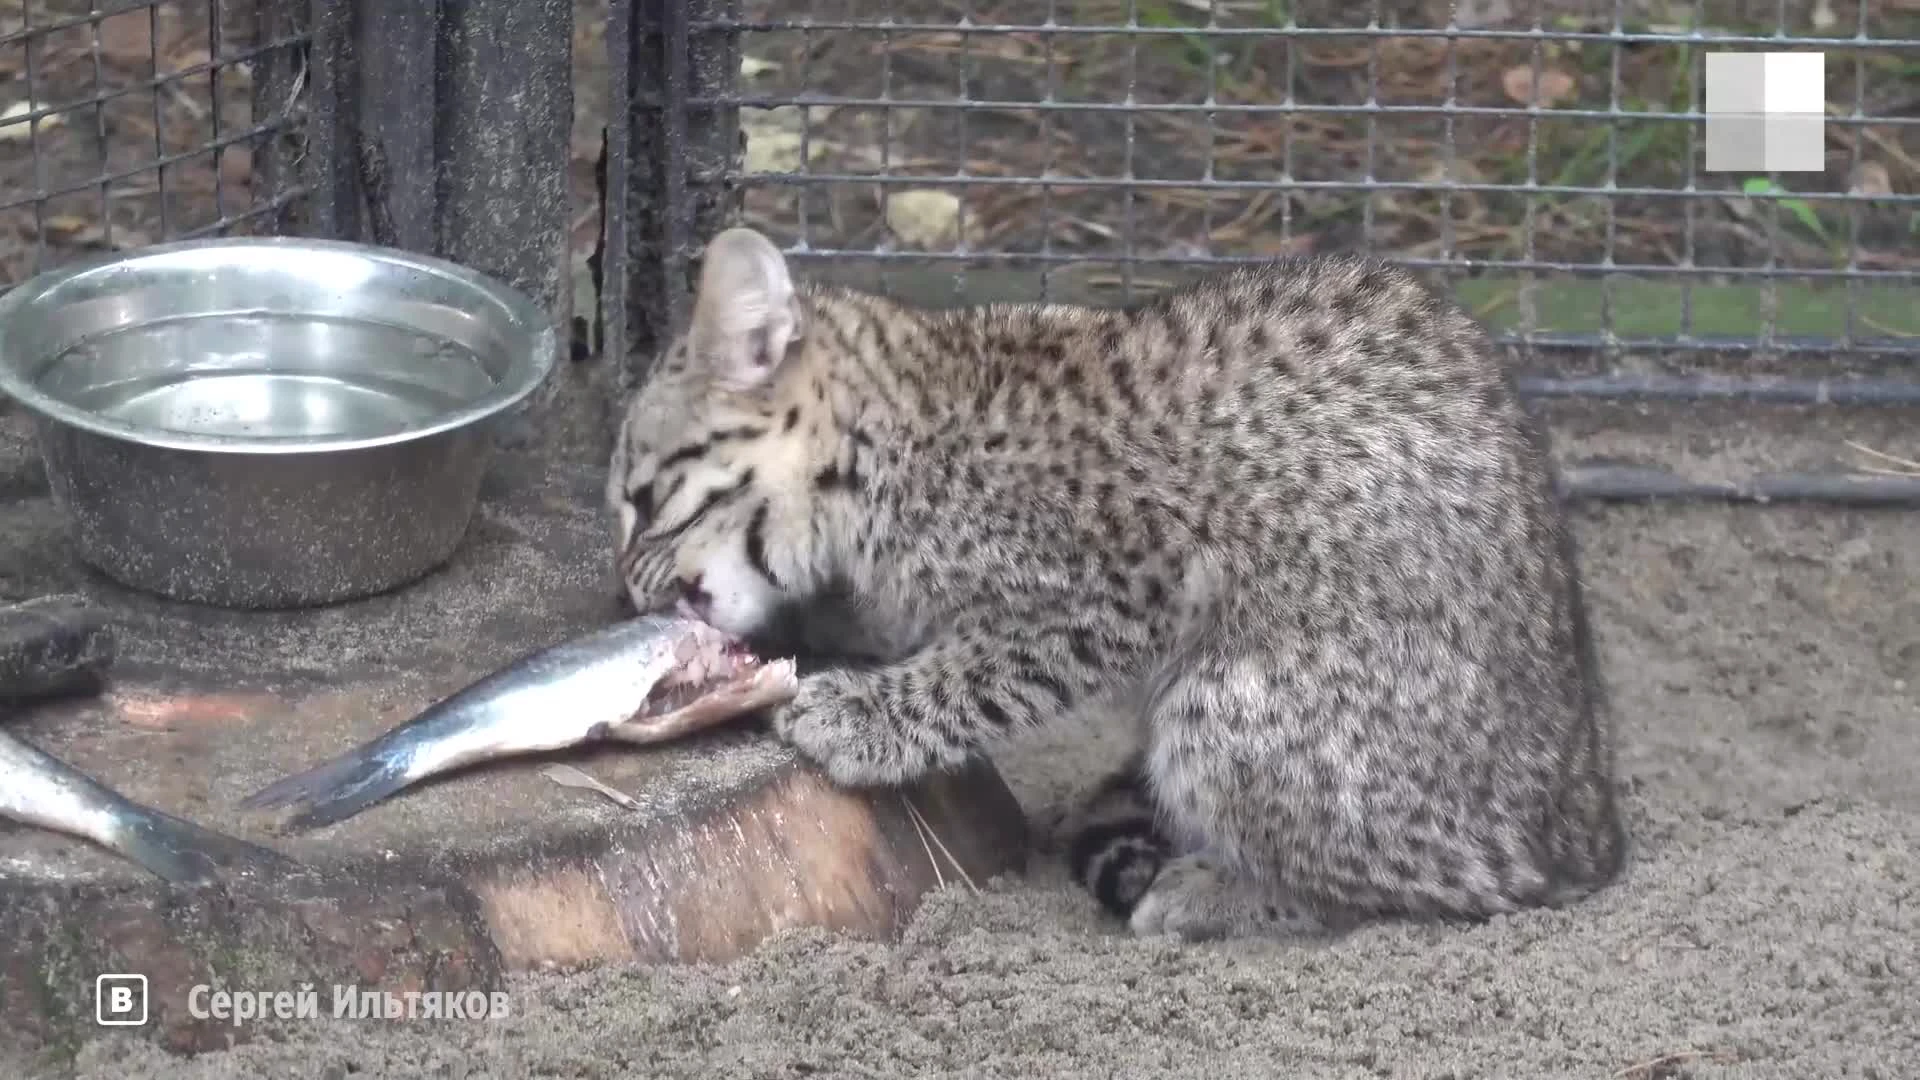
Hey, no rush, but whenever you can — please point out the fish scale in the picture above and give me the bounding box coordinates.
[239,615,798,831]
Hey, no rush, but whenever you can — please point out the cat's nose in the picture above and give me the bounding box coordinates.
[679,575,713,621]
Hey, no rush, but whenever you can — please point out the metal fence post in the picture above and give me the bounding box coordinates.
[248,0,311,237]
[609,0,742,391]
[300,0,590,459]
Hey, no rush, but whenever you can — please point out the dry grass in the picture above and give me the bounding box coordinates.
[1846,439,1920,477]
[1611,1047,1741,1078]
[715,0,1920,278]
[5,0,1916,309]
[0,0,295,289]
[903,792,981,896]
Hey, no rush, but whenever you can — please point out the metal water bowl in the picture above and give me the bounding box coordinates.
[0,237,556,609]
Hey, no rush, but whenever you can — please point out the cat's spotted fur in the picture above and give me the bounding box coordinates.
[607,227,1627,941]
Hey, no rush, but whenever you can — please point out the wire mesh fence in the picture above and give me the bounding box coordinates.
[0,0,309,293]
[694,0,1919,387]
[3,0,1916,493]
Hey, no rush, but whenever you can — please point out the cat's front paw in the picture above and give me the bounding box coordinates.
[769,670,929,788]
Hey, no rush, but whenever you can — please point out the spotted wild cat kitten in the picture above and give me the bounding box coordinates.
[606,227,1627,941]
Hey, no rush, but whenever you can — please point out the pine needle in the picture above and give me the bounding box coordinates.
[1844,439,1920,476]
[902,794,979,895]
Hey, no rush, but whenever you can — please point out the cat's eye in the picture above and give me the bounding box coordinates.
[624,481,654,533]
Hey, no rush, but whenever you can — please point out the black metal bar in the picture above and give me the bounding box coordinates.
[0,5,313,292]
[759,242,1920,284]
[0,117,297,214]
[659,0,692,342]
[685,0,743,299]
[718,164,1920,207]
[620,0,670,381]
[618,0,741,388]
[433,0,574,451]
[683,17,1919,52]
[1515,375,1920,406]
[699,96,1917,135]
[1562,465,1920,507]
[172,190,309,240]
[601,0,632,385]
[359,0,438,252]
[289,0,576,450]
[0,0,230,45]
[1507,336,1917,358]
[207,0,225,227]
[300,0,356,240]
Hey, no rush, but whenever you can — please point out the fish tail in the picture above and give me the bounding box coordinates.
[237,749,413,831]
[117,808,297,886]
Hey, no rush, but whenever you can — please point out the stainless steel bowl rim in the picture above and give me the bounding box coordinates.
[0,236,558,455]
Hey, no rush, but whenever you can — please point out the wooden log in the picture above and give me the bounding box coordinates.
[0,743,1026,1059]
[0,456,1033,1059]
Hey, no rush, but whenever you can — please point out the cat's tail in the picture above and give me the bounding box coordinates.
[1062,753,1173,918]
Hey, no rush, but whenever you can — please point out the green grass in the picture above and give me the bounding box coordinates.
[1134,0,1294,98]
[1454,277,1920,340]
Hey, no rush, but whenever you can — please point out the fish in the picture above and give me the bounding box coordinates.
[238,615,800,832]
[0,727,295,885]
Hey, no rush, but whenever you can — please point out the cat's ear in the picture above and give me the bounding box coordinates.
[687,227,803,391]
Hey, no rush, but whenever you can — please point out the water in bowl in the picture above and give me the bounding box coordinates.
[45,313,500,441]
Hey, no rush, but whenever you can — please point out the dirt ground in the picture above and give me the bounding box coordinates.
[9,472,1914,1078]
[8,1,1918,300]
[5,3,1918,1078]
[718,0,1920,280]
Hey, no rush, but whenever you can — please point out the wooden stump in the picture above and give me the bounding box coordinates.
[0,727,1026,1058]
[0,456,1032,1061]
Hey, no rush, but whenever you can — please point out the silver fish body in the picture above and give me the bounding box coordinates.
[0,728,293,885]
[239,615,785,831]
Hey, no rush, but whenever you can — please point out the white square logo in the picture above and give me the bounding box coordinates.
[95,974,148,1026]
[1703,50,1827,173]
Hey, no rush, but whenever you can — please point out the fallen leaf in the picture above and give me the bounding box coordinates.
[111,690,277,732]
[885,190,965,250]
[1852,161,1892,197]
[1502,65,1576,108]
[217,144,252,186]
[0,100,65,141]
[541,764,642,811]
[40,216,156,253]
[743,127,807,173]
[740,54,781,78]
[1811,0,1837,29]
[41,214,95,239]
[742,107,832,173]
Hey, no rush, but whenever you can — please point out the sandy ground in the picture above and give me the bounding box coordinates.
[12,492,1913,1079]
